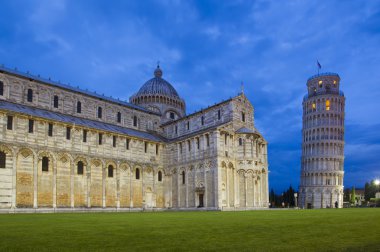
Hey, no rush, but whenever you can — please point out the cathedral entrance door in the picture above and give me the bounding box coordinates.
[198,194,204,208]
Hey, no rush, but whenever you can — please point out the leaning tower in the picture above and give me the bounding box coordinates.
[299,73,345,209]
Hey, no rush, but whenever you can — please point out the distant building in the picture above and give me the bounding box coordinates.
[0,64,268,212]
[299,73,345,209]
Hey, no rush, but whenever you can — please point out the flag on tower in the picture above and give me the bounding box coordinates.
[317,60,321,69]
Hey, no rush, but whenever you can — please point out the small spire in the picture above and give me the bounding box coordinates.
[154,62,163,78]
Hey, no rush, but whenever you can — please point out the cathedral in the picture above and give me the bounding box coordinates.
[0,64,268,212]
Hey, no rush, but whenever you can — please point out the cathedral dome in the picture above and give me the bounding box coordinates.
[130,65,186,121]
[135,66,180,98]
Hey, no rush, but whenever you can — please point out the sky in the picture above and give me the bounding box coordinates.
[0,0,379,192]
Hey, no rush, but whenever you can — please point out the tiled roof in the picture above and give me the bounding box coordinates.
[0,65,160,115]
[0,100,165,142]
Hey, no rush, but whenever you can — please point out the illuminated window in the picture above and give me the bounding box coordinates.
[312,102,316,111]
[326,100,330,111]
[313,88,317,94]
[318,80,323,88]
[333,80,337,85]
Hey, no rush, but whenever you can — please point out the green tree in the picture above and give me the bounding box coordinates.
[350,186,356,205]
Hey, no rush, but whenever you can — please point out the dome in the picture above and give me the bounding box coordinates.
[135,66,180,98]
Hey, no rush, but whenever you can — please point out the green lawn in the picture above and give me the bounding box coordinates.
[0,209,379,251]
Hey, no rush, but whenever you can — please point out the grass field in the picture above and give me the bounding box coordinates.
[0,208,379,251]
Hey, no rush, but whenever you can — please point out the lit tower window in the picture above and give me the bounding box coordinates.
[326,99,330,111]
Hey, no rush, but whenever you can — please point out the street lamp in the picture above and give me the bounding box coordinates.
[294,193,298,209]
[375,179,380,187]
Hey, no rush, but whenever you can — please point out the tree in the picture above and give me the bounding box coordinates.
[364,180,377,201]
[344,188,351,202]
[350,186,356,205]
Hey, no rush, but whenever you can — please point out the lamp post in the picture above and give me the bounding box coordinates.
[374,179,380,207]
[294,193,298,209]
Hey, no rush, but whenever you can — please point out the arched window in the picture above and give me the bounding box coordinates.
[201,116,204,125]
[0,151,6,168]
[27,89,33,102]
[0,81,4,96]
[326,100,330,111]
[170,112,175,119]
[42,157,49,172]
[218,110,221,120]
[77,101,82,113]
[239,138,243,146]
[241,112,245,122]
[108,165,114,178]
[135,168,140,180]
[53,95,59,108]
[158,171,162,182]
[182,171,185,184]
[133,116,138,127]
[117,112,121,123]
[97,107,102,118]
[77,161,84,175]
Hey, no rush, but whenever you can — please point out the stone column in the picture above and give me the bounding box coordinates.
[102,165,106,208]
[130,167,133,208]
[244,173,247,208]
[185,169,188,208]
[204,167,207,208]
[86,165,91,208]
[11,151,16,208]
[33,155,38,208]
[116,164,120,209]
[226,166,229,208]
[70,161,74,208]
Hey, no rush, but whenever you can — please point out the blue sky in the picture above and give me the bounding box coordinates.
[1,0,379,192]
